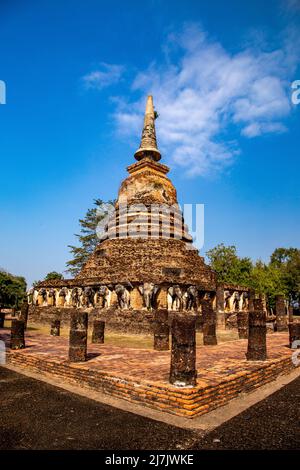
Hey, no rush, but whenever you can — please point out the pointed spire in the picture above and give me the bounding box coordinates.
[134,95,161,161]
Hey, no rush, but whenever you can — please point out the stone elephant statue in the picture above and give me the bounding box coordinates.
[82,286,95,308]
[185,285,198,310]
[233,292,240,311]
[71,287,81,308]
[224,290,231,311]
[138,282,159,310]
[98,285,111,308]
[58,287,69,306]
[48,288,57,306]
[39,288,47,305]
[115,284,130,309]
[168,285,184,310]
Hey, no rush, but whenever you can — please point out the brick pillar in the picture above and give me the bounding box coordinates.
[153,309,169,351]
[246,299,267,361]
[216,286,225,329]
[92,320,105,344]
[69,311,88,362]
[10,319,25,350]
[275,295,288,332]
[169,313,197,386]
[0,310,5,328]
[237,311,249,339]
[288,306,294,324]
[130,287,143,309]
[19,302,29,329]
[50,320,61,336]
[288,322,300,349]
[201,297,217,346]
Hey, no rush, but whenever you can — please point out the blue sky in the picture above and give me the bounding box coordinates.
[0,0,300,287]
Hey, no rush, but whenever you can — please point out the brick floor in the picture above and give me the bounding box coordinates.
[0,328,296,417]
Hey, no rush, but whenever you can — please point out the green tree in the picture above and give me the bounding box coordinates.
[249,260,285,308]
[206,244,253,286]
[0,270,27,308]
[44,271,63,281]
[66,198,115,276]
[270,248,300,304]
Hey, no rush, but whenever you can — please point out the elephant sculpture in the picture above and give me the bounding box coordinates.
[39,288,47,305]
[115,284,130,309]
[82,287,95,308]
[168,285,184,310]
[97,285,111,308]
[224,290,231,311]
[71,287,81,308]
[48,288,57,306]
[185,285,198,310]
[138,282,159,310]
[58,287,68,306]
[26,288,34,305]
[233,292,240,311]
[242,292,248,311]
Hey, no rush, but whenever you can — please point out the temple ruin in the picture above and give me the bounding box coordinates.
[28,96,259,332]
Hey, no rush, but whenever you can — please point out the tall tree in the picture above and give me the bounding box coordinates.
[66,199,115,276]
[0,270,27,308]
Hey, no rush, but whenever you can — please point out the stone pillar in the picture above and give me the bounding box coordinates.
[153,309,169,351]
[50,319,60,336]
[19,302,29,329]
[246,299,267,361]
[92,320,105,344]
[201,296,217,346]
[275,295,288,332]
[69,311,88,362]
[10,319,25,350]
[0,310,5,328]
[237,311,249,339]
[169,313,197,386]
[288,322,300,349]
[216,286,225,329]
[288,306,294,324]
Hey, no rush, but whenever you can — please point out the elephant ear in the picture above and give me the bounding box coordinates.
[138,285,144,295]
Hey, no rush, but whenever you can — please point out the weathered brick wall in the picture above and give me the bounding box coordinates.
[29,306,204,334]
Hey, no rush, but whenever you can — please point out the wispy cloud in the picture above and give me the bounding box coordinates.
[114,24,299,177]
[82,63,124,90]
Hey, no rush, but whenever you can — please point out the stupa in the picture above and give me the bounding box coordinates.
[31,96,218,331]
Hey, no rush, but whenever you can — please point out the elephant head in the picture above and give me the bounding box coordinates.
[98,285,111,308]
[138,282,159,310]
[168,285,183,310]
[185,285,198,310]
[115,284,130,309]
[83,286,94,308]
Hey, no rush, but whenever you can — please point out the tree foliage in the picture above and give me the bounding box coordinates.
[66,198,115,277]
[206,244,300,305]
[206,244,252,286]
[0,270,27,308]
[44,271,63,281]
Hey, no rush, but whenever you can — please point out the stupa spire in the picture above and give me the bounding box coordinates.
[134,95,161,161]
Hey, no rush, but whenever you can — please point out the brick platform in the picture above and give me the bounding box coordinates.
[0,329,296,418]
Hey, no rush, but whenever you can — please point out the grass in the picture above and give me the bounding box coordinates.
[3,320,239,349]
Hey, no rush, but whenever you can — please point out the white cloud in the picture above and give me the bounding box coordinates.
[114,24,299,177]
[82,63,124,90]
